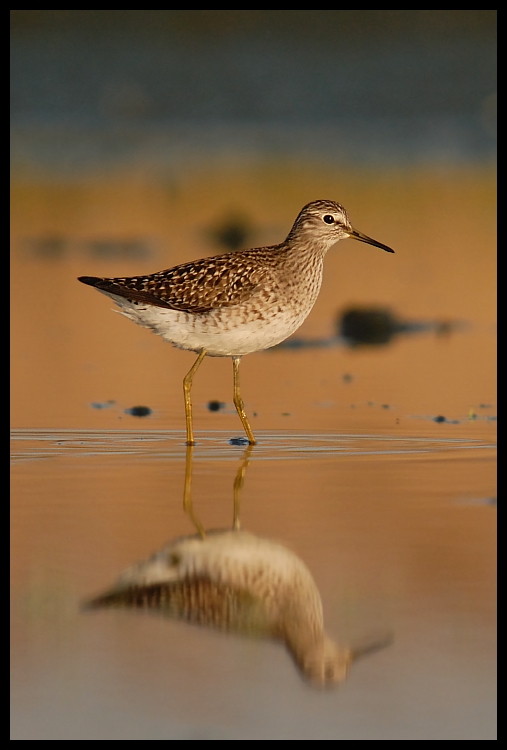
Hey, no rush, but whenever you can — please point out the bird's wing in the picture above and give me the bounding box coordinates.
[79,249,273,314]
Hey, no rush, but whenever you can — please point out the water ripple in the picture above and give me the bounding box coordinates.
[10,429,496,463]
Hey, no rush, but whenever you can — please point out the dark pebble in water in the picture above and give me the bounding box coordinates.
[125,406,152,417]
[207,400,225,412]
[342,373,353,383]
[229,437,250,446]
[434,415,446,422]
[91,400,116,409]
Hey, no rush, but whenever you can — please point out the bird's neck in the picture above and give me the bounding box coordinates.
[280,236,329,272]
[278,594,330,671]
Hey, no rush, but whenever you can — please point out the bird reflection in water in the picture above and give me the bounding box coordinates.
[86,447,391,687]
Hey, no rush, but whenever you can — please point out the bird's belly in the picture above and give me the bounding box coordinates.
[104,292,313,357]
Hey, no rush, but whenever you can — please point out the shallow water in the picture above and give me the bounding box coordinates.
[11,429,496,739]
[10,93,496,741]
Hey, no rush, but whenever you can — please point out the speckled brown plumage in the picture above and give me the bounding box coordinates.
[87,577,273,636]
[79,247,280,314]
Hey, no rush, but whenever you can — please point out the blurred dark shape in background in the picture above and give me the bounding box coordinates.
[10,10,497,40]
[338,306,465,346]
[206,213,254,252]
[87,239,151,259]
[276,307,466,350]
[339,307,407,346]
[22,236,153,260]
[22,235,68,259]
[10,11,496,171]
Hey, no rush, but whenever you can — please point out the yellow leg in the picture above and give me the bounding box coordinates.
[182,445,206,538]
[232,356,257,445]
[233,445,254,529]
[183,349,207,446]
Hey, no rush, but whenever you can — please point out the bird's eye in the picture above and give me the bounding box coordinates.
[323,215,334,225]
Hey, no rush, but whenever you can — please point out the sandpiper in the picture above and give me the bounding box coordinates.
[86,528,355,685]
[78,200,394,444]
[86,445,392,684]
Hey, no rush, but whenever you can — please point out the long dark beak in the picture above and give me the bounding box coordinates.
[348,228,395,253]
